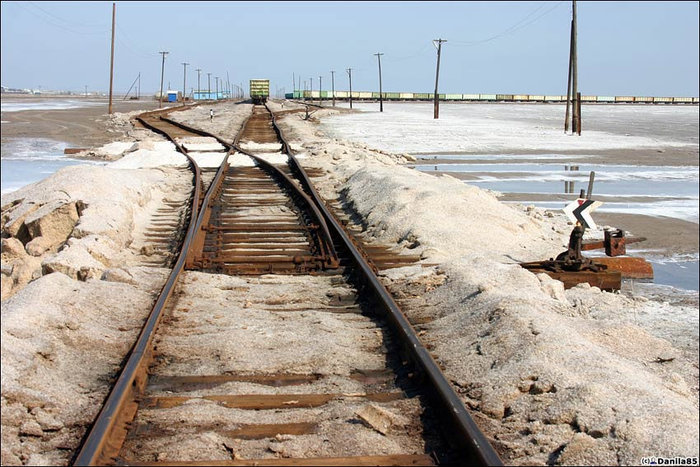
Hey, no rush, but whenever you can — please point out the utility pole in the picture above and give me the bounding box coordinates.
[207,72,212,98]
[374,52,384,112]
[293,72,295,94]
[564,0,581,134]
[571,0,580,135]
[181,62,189,103]
[108,2,116,114]
[215,77,219,99]
[310,77,313,101]
[319,75,322,106]
[195,68,201,99]
[330,70,335,107]
[137,72,140,99]
[564,15,574,133]
[85,85,88,97]
[433,38,446,119]
[158,51,168,108]
[347,68,353,109]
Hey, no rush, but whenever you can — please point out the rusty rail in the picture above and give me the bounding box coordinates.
[74,104,502,466]
[74,111,206,466]
[266,103,502,466]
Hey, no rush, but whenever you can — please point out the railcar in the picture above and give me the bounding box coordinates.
[249,79,269,104]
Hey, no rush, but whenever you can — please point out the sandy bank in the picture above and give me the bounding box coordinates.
[270,99,699,464]
[1,99,697,465]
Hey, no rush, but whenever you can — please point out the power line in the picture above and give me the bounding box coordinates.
[27,1,109,29]
[451,1,565,47]
[13,2,109,35]
[115,24,156,59]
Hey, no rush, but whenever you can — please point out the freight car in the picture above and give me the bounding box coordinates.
[250,79,270,104]
[284,91,697,104]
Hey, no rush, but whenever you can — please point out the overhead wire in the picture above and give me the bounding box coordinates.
[451,1,566,47]
[15,1,110,35]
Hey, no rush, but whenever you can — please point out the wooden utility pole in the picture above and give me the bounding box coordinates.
[158,51,168,108]
[564,17,574,133]
[181,62,189,103]
[319,75,322,106]
[330,70,335,107]
[433,38,446,119]
[571,0,580,134]
[347,68,353,109]
[108,3,115,114]
[374,52,384,112]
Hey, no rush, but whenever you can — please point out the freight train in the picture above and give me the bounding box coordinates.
[284,90,698,104]
[250,79,270,104]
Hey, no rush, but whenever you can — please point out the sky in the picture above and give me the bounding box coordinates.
[1,1,698,97]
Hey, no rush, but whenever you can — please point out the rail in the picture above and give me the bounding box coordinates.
[73,103,503,466]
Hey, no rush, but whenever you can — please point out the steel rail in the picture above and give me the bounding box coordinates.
[73,108,337,464]
[73,113,208,466]
[266,103,503,466]
[159,115,340,268]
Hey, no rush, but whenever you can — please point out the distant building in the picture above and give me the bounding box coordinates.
[1,86,29,94]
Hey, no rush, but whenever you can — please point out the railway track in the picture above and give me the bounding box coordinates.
[72,103,502,466]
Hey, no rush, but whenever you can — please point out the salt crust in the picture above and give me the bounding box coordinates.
[1,100,696,465]
[268,99,700,464]
[0,101,256,464]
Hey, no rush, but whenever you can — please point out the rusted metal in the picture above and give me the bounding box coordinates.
[266,103,503,466]
[593,256,654,279]
[520,225,622,291]
[75,103,503,467]
[122,454,436,466]
[604,228,625,256]
[582,233,646,253]
[74,109,205,466]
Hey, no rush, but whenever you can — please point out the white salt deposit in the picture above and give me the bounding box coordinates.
[240,141,283,152]
[228,152,289,167]
[188,152,228,168]
[108,141,187,169]
[272,103,700,464]
[322,103,698,153]
[96,141,137,157]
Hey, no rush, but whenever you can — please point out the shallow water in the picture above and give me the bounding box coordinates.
[416,158,699,220]
[415,155,699,291]
[1,138,103,195]
[1,99,103,113]
[650,260,699,291]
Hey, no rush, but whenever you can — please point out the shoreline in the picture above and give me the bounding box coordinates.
[1,98,698,465]
[2,100,697,264]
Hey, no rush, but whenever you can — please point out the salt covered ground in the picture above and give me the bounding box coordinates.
[0,100,251,465]
[1,99,698,465]
[271,99,699,464]
[321,102,699,293]
[322,101,698,155]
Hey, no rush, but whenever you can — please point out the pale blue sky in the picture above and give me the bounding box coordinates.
[1,1,698,96]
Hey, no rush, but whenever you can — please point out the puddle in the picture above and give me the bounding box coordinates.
[414,154,699,292]
[649,260,699,291]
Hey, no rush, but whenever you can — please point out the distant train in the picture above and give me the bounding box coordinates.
[250,79,270,104]
[284,91,698,104]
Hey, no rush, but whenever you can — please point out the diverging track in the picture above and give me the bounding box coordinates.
[73,103,502,466]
